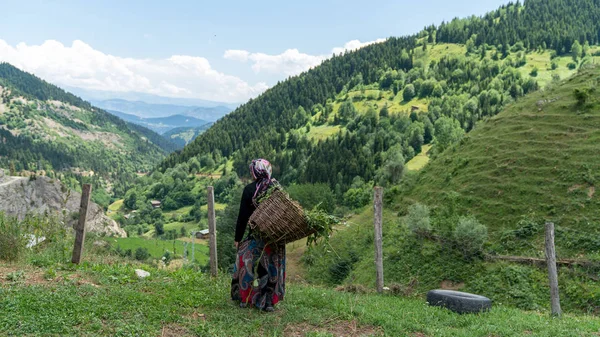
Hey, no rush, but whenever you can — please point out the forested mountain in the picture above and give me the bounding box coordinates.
[158,0,599,196]
[0,63,167,207]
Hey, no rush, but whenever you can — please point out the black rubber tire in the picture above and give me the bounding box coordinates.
[426,290,492,314]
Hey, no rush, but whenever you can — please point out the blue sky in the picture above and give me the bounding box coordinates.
[0,0,510,103]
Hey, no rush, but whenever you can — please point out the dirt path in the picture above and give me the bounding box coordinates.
[0,176,27,188]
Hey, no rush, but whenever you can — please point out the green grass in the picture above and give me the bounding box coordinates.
[104,237,209,264]
[1,260,599,336]
[106,199,124,220]
[306,125,342,141]
[163,206,194,218]
[406,144,432,171]
[200,203,226,212]
[164,221,203,233]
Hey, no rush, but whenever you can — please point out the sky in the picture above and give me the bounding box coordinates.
[0,0,510,104]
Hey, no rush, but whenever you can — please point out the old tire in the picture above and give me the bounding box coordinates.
[426,290,492,314]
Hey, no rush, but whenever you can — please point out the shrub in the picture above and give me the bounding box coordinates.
[135,247,150,261]
[529,67,538,77]
[0,212,26,262]
[406,203,432,237]
[453,216,488,258]
[162,251,173,266]
[567,62,577,70]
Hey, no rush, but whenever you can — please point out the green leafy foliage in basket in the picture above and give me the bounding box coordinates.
[304,207,338,247]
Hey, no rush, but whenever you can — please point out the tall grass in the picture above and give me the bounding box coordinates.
[0,212,26,262]
[0,211,71,264]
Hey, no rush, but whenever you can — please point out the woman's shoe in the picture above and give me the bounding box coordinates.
[240,303,248,308]
[263,306,274,312]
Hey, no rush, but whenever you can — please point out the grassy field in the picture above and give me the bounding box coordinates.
[406,144,432,171]
[104,237,209,264]
[306,124,342,141]
[106,199,123,220]
[1,259,599,337]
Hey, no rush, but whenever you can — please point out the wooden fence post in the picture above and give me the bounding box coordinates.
[207,186,218,277]
[373,187,384,293]
[545,222,562,317]
[71,184,92,264]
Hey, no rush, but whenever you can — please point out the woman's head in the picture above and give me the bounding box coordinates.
[249,158,272,181]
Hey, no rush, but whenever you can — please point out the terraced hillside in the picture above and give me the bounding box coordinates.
[397,66,600,246]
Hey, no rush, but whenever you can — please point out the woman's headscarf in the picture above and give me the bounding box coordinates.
[249,158,277,206]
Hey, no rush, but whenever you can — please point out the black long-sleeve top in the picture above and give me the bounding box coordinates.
[235,181,258,242]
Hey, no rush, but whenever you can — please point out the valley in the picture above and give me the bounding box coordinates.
[2,0,600,335]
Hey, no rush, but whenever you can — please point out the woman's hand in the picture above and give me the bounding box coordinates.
[234,241,239,250]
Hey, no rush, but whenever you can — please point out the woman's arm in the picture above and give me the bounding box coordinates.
[234,184,255,244]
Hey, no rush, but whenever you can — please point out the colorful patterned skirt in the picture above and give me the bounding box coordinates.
[231,235,286,309]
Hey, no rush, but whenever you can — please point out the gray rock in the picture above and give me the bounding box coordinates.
[135,269,150,278]
[0,175,126,237]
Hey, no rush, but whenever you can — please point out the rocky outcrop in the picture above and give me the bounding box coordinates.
[0,171,126,237]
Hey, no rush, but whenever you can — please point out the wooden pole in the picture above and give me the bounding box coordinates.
[207,186,218,277]
[71,184,92,264]
[373,187,384,293]
[545,222,562,317]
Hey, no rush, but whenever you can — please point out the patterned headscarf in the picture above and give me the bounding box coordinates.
[249,158,276,206]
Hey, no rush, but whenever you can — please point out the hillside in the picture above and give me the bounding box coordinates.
[0,63,167,205]
[162,124,213,148]
[396,66,600,243]
[303,66,600,312]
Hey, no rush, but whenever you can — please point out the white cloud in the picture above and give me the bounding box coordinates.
[224,38,386,77]
[0,39,267,103]
[223,49,250,62]
[331,38,387,55]
[248,49,325,76]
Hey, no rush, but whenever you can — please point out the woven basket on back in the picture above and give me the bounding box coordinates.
[249,188,314,244]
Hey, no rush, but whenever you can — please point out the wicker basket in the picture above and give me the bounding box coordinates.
[248,188,315,244]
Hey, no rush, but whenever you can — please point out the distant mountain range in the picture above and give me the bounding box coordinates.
[106,109,210,134]
[65,86,240,110]
[94,99,232,122]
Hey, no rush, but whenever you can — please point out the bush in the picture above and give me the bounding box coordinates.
[529,67,538,77]
[406,203,432,237]
[135,247,150,261]
[402,84,416,102]
[0,212,68,263]
[453,216,488,258]
[0,212,26,262]
[567,62,577,70]
[154,222,165,236]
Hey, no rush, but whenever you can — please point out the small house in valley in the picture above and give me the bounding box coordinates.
[150,200,161,208]
[196,229,209,239]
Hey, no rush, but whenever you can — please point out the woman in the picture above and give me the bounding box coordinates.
[231,159,285,312]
